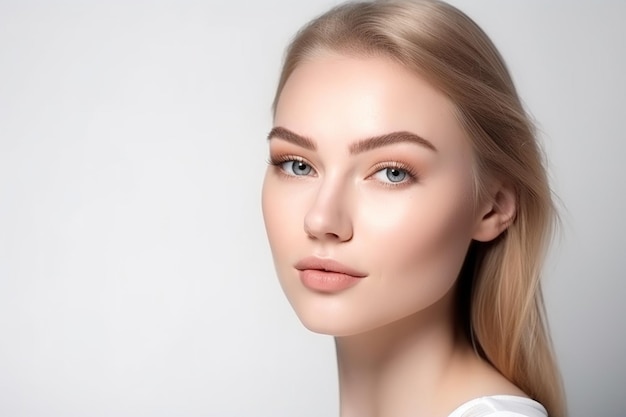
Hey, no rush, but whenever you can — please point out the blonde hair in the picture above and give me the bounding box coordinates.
[271,1,566,416]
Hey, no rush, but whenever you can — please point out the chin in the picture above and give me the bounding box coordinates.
[291,302,395,338]
[298,317,355,337]
[288,303,356,337]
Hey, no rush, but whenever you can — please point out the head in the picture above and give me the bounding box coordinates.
[262,1,564,416]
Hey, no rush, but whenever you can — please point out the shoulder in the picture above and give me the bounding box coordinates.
[447,395,548,417]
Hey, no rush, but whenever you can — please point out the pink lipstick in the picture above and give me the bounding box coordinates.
[294,257,367,293]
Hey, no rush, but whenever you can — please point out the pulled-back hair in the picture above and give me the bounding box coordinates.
[272,1,566,416]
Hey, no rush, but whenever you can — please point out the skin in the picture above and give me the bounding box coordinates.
[261,53,520,417]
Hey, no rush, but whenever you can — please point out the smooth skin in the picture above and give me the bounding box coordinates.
[262,53,521,417]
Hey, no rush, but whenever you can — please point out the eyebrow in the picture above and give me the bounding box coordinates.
[267,126,437,154]
[267,126,316,150]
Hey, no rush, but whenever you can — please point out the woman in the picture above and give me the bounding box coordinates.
[261,1,566,416]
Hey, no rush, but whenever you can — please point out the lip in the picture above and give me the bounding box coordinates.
[294,257,367,277]
[294,257,367,293]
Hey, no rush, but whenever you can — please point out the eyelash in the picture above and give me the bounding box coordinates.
[268,155,317,177]
[370,161,419,188]
[267,155,420,186]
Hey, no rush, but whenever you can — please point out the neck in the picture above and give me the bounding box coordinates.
[334,295,470,417]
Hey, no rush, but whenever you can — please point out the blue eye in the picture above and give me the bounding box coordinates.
[373,167,409,183]
[282,160,313,176]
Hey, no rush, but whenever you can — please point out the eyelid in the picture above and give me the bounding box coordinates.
[267,154,318,177]
[268,153,308,167]
[267,153,419,185]
[369,161,420,186]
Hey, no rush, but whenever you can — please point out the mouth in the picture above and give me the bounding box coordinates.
[294,257,367,292]
[294,257,367,277]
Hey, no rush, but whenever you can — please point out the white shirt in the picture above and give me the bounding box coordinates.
[447,395,548,417]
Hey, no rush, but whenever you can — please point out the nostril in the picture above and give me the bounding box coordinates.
[303,201,353,242]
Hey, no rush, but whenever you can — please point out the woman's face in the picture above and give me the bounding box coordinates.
[262,53,486,337]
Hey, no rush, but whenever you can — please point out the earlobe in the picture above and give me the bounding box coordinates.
[472,183,517,242]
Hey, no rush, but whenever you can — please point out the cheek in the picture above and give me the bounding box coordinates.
[356,183,475,308]
[364,192,473,257]
[262,173,315,318]
[261,172,305,267]
[262,174,288,254]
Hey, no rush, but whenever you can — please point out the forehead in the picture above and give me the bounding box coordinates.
[274,53,470,154]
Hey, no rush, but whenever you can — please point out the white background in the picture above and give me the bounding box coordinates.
[0,1,624,416]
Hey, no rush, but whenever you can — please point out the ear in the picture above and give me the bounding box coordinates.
[472,182,517,242]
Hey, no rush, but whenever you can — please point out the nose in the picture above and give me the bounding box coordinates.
[303,179,353,242]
